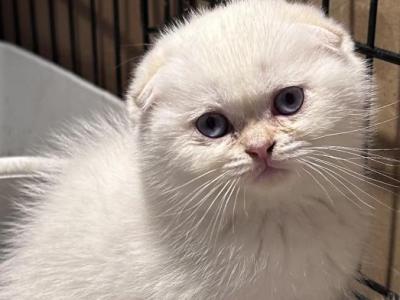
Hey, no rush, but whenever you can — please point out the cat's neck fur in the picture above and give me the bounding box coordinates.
[137,143,368,300]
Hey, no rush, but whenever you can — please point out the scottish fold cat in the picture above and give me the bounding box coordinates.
[0,0,375,299]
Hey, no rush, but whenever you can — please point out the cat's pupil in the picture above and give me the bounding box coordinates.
[206,117,216,129]
[285,93,295,106]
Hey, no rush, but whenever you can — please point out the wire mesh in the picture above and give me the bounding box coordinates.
[0,0,399,298]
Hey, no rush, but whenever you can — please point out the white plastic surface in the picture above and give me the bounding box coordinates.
[0,42,124,223]
[0,42,124,156]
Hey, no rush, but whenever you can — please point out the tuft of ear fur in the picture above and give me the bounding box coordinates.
[298,22,354,54]
[126,46,167,120]
[282,1,354,53]
[298,23,342,49]
[125,10,206,121]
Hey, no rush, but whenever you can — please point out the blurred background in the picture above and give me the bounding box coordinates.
[0,0,399,299]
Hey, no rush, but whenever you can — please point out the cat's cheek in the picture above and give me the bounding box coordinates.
[166,133,235,173]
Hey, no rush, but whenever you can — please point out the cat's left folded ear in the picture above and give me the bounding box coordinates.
[126,45,167,120]
[296,21,354,54]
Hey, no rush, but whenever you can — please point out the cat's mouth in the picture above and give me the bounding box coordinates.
[253,161,288,181]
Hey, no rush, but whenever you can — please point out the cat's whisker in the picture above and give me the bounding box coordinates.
[303,157,389,210]
[304,161,362,209]
[307,145,400,155]
[175,180,227,232]
[159,177,219,218]
[243,186,248,218]
[162,168,218,195]
[304,145,400,165]
[175,180,222,220]
[307,145,400,152]
[276,149,314,160]
[315,150,396,170]
[161,181,214,217]
[296,111,389,140]
[297,160,335,206]
[306,155,399,195]
[311,114,400,141]
[320,164,392,211]
[211,179,237,245]
[222,166,253,178]
[231,183,241,234]
[306,147,400,167]
[309,152,400,185]
[368,100,400,111]
[209,180,232,242]
[300,158,364,210]
[164,171,228,218]
[203,180,233,244]
[216,179,239,241]
[301,158,373,210]
[275,142,314,160]
[223,159,250,170]
[115,56,141,70]
[185,180,230,231]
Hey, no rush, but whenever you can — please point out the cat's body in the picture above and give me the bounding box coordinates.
[0,1,373,299]
[0,114,367,300]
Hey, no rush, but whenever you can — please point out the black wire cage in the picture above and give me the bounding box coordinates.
[0,0,400,299]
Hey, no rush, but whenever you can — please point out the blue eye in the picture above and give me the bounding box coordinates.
[274,86,304,115]
[196,112,231,138]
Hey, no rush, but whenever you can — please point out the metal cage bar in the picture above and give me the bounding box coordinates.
[90,0,99,85]
[189,0,197,9]
[355,43,400,66]
[48,0,58,63]
[0,1,3,40]
[12,0,20,45]
[113,0,122,97]
[354,292,369,300]
[366,0,378,57]
[140,0,150,51]
[360,276,400,300]
[29,0,38,53]
[322,0,330,15]
[164,0,171,25]
[177,0,184,16]
[67,0,77,73]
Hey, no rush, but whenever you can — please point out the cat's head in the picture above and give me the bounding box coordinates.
[127,0,372,207]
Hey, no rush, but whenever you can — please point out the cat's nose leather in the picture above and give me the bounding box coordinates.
[245,142,275,160]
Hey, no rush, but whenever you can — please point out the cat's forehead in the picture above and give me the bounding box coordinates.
[160,32,323,113]
[159,2,336,99]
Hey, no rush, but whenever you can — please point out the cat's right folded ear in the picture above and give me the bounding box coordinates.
[126,46,166,119]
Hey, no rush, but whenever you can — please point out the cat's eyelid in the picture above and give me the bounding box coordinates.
[189,107,228,123]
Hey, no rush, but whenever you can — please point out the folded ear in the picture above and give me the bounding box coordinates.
[126,47,166,119]
[296,22,353,54]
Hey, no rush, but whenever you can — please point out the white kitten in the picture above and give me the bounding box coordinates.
[0,0,374,299]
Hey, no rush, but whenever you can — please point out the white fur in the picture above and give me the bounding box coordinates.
[0,1,374,299]
[0,157,59,179]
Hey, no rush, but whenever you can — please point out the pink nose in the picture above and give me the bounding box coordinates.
[245,142,276,160]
